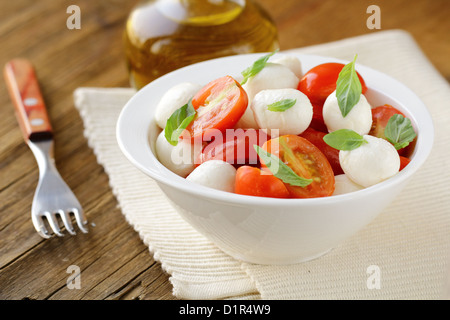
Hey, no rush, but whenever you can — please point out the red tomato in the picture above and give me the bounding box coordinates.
[369,104,408,155]
[400,156,411,171]
[197,129,268,166]
[298,62,368,105]
[235,166,290,198]
[262,135,335,198]
[299,127,343,175]
[369,104,405,138]
[186,76,248,140]
[310,102,328,133]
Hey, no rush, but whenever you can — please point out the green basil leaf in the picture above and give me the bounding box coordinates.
[164,100,196,146]
[267,98,297,112]
[241,50,278,85]
[253,145,312,187]
[336,55,362,117]
[323,129,368,151]
[384,114,417,150]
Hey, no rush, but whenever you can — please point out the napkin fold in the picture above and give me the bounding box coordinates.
[74,29,450,300]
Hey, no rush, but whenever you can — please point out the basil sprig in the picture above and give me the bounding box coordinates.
[253,145,312,187]
[241,50,278,85]
[384,114,417,150]
[164,100,196,146]
[336,55,362,117]
[267,99,297,112]
[323,129,368,151]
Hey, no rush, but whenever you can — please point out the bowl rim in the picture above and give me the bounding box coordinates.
[116,52,434,206]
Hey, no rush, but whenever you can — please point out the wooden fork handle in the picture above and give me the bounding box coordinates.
[4,58,53,141]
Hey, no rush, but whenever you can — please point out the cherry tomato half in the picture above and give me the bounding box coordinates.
[186,75,248,140]
[298,62,368,105]
[369,104,409,155]
[235,166,290,198]
[369,104,405,138]
[299,127,343,175]
[262,135,335,198]
[197,129,269,167]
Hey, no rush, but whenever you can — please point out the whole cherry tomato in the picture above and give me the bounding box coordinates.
[298,62,368,105]
[197,129,269,166]
[310,102,328,133]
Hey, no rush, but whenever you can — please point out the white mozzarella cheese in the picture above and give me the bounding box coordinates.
[154,82,202,129]
[339,135,400,188]
[322,91,372,135]
[235,63,299,129]
[251,88,312,136]
[156,131,201,177]
[186,160,237,193]
[332,174,364,196]
[235,104,259,129]
[271,55,303,79]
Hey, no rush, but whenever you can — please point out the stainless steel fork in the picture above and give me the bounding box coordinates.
[4,58,88,238]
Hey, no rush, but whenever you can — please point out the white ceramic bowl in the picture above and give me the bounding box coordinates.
[117,53,434,265]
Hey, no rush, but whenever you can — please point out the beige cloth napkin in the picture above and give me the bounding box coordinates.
[74,29,450,300]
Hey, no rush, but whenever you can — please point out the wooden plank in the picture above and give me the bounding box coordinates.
[79,250,175,300]
[0,190,146,299]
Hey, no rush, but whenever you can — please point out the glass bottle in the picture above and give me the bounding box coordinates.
[123,0,279,89]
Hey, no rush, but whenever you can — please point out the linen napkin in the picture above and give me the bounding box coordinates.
[74,29,450,300]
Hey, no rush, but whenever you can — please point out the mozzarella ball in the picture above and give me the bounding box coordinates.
[235,104,260,129]
[322,91,372,135]
[251,88,312,136]
[332,174,364,196]
[186,160,236,193]
[242,63,300,102]
[339,135,400,188]
[235,63,299,129]
[271,55,302,79]
[154,82,202,129]
[156,131,201,177]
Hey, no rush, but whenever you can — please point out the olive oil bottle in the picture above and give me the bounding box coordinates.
[123,0,279,89]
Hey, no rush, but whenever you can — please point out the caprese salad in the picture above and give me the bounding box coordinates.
[154,52,417,199]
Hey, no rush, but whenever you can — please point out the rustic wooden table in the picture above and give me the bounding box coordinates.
[1,0,448,300]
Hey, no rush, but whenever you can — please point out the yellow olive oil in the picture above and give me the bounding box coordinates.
[124,0,279,89]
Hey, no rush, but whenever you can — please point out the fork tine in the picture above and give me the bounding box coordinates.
[32,214,52,239]
[72,208,88,234]
[44,211,64,237]
[58,210,76,235]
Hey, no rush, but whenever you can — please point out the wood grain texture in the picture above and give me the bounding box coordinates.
[0,0,448,300]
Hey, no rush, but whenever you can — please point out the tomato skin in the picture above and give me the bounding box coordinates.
[196,129,269,166]
[299,127,343,175]
[369,104,405,138]
[399,156,411,171]
[187,76,248,140]
[235,166,290,198]
[310,102,328,133]
[369,104,408,155]
[262,135,335,198]
[298,62,368,105]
